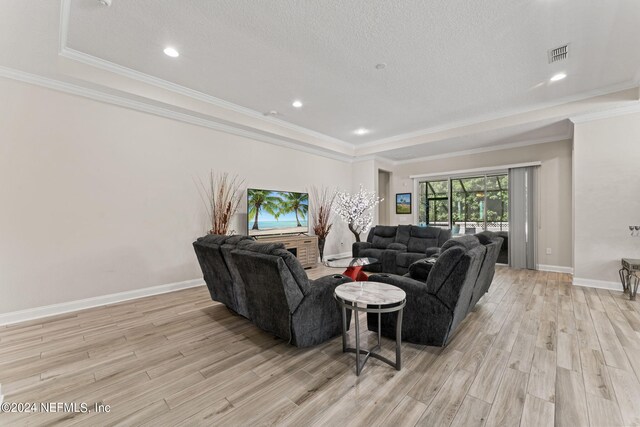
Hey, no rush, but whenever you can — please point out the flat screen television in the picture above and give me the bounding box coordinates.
[247,188,309,237]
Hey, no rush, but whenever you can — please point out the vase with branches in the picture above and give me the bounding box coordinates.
[309,186,337,261]
[196,171,245,235]
[333,185,382,242]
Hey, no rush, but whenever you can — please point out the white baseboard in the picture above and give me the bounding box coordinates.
[0,278,204,326]
[323,251,352,260]
[536,264,574,274]
[572,277,621,291]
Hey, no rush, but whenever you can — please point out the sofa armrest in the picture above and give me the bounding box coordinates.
[426,247,441,257]
[380,249,402,274]
[367,273,449,312]
[387,243,407,251]
[301,273,354,328]
[408,259,435,282]
[311,273,354,290]
[352,241,372,257]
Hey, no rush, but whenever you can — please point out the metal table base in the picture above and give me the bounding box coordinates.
[620,258,640,301]
[335,296,405,376]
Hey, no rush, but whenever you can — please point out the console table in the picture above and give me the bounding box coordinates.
[255,234,318,269]
[619,258,640,300]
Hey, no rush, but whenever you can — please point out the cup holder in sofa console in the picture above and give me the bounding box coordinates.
[333,275,343,279]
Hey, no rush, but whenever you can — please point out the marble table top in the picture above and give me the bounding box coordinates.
[335,281,406,305]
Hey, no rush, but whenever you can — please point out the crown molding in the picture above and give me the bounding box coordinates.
[57,0,353,152]
[0,66,355,164]
[356,82,639,151]
[569,101,640,124]
[409,161,542,180]
[58,46,354,151]
[391,134,572,165]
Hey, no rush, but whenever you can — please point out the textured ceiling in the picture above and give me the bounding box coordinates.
[65,0,640,144]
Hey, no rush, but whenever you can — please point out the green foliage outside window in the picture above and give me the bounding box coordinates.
[418,175,509,230]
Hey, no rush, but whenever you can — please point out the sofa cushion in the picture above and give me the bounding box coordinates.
[397,252,429,268]
[406,226,441,253]
[407,237,436,254]
[372,225,397,249]
[395,225,411,245]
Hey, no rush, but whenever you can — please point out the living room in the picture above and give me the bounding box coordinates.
[1,1,640,426]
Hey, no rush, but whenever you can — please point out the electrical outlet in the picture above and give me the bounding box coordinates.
[546,248,552,255]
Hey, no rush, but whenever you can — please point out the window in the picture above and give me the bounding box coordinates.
[418,174,508,234]
[418,180,449,227]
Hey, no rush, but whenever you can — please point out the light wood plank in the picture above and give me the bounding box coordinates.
[467,346,510,404]
[528,347,557,403]
[521,394,555,427]
[609,366,640,426]
[449,395,491,427]
[484,368,528,427]
[416,369,475,427]
[555,367,589,427]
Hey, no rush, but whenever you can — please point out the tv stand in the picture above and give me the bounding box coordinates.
[255,234,318,269]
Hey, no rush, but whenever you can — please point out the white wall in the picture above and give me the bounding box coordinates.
[573,112,640,286]
[0,78,353,314]
[386,140,574,269]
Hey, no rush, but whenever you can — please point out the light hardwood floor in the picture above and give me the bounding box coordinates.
[1,267,640,426]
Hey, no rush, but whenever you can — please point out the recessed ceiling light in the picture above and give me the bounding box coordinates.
[163,47,179,58]
[292,100,303,108]
[354,128,370,136]
[550,72,566,82]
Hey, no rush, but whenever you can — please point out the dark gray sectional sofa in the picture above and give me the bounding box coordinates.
[366,234,503,346]
[352,225,451,275]
[193,234,353,347]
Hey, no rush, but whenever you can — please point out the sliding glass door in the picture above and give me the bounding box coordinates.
[418,174,509,236]
[418,180,449,227]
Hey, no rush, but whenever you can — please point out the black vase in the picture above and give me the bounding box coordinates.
[318,238,326,262]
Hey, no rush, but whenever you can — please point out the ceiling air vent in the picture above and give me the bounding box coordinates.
[548,44,568,64]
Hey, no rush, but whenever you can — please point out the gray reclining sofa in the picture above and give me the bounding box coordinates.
[352,225,451,275]
[193,235,353,347]
[366,234,503,346]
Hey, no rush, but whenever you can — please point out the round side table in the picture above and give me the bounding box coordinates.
[334,281,406,376]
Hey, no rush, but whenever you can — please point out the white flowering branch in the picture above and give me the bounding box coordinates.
[333,185,383,242]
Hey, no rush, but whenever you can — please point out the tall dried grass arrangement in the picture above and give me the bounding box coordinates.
[197,171,245,235]
[310,186,336,260]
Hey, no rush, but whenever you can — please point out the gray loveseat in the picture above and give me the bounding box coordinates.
[366,234,503,346]
[352,225,451,275]
[194,235,353,347]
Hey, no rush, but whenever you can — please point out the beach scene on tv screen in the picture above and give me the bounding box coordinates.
[248,189,309,236]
